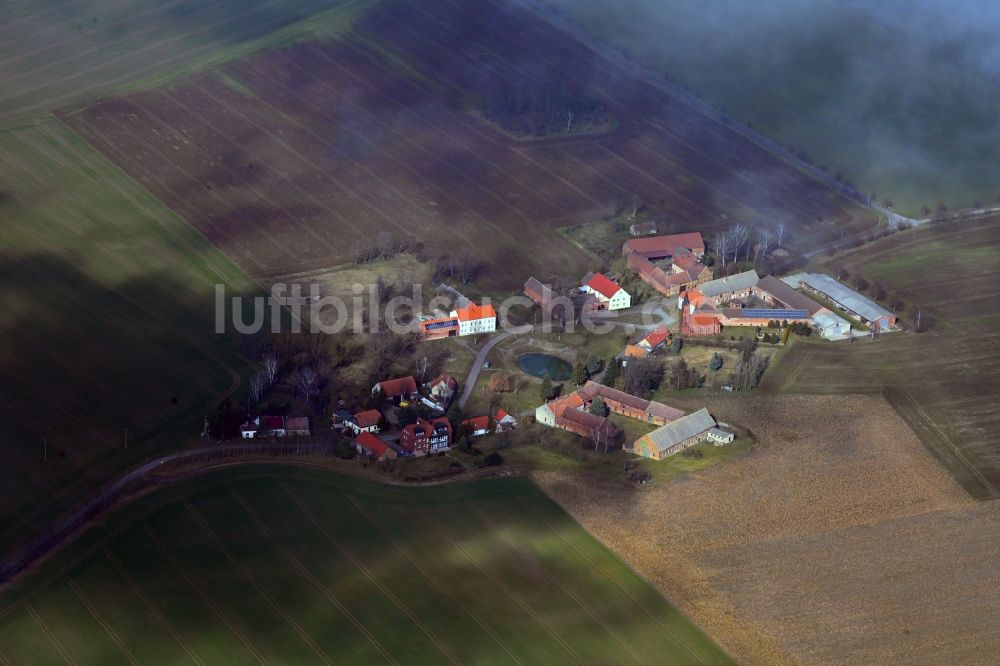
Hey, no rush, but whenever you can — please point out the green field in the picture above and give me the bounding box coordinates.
[0,122,257,546]
[547,0,1000,215]
[0,0,374,127]
[761,215,1000,498]
[0,467,731,664]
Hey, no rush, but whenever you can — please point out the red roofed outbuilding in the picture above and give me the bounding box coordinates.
[583,273,631,310]
[355,432,397,461]
[372,376,418,403]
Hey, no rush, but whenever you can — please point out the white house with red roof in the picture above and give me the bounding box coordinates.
[582,273,631,310]
[453,302,497,336]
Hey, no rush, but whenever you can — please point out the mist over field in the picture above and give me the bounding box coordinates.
[549,0,1000,215]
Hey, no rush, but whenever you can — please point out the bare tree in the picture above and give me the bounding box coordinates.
[293,366,319,405]
[249,373,266,405]
[728,223,749,265]
[775,221,787,248]
[415,356,429,384]
[914,309,923,333]
[714,229,734,268]
[263,353,280,386]
[753,229,772,267]
[591,425,610,454]
[629,193,643,219]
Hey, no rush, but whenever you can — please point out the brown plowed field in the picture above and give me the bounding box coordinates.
[535,394,1000,665]
[59,0,875,288]
[761,215,1000,499]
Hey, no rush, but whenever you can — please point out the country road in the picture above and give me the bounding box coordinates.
[457,330,517,409]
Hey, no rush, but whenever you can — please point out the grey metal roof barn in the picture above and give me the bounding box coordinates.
[699,270,760,298]
[643,408,716,453]
[787,273,894,323]
[813,311,850,331]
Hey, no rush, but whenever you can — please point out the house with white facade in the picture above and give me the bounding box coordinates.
[453,303,497,336]
[582,273,631,310]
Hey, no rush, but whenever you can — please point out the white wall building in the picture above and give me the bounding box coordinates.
[583,273,631,310]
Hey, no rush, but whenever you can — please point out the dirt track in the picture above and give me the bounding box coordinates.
[534,394,1000,664]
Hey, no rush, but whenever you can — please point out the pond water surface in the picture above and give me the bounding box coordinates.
[516,353,572,380]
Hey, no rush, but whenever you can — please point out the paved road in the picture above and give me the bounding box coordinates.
[457,330,517,409]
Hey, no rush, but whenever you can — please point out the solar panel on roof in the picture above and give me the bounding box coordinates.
[425,319,458,330]
[739,309,809,319]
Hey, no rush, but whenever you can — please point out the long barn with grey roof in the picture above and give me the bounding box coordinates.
[630,408,717,459]
[783,272,897,329]
[698,270,760,303]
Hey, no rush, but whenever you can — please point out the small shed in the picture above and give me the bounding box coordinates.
[706,427,734,445]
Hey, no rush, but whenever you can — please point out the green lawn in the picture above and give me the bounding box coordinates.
[0,122,258,546]
[0,467,732,665]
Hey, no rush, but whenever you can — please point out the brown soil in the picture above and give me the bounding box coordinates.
[534,394,1000,665]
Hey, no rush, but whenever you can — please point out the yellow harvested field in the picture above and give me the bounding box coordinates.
[534,394,1000,664]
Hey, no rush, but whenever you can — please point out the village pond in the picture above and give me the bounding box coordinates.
[516,353,573,380]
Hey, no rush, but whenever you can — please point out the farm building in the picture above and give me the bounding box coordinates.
[536,400,621,442]
[576,381,684,424]
[631,408,717,460]
[462,415,491,438]
[813,311,852,340]
[698,270,760,305]
[582,273,631,310]
[399,417,452,455]
[355,432,397,461]
[622,232,705,260]
[753,275,824,315]
[783,273,897,329]
[286,417,310,437]
[426,373,458,404]
[629,221,657,236]
[239,422,258,439]
[718,308,811,327]
[625,240,712,298]
[351,409,382,434]
[257,416,286,438]
[372,376,418,403]
[623,344,649,361]
[624,327,671,360]
[495,409,518,432]
[637,326,671,352]
[523,276,552,307]
[707,427,734,445]
[420,315,460,339]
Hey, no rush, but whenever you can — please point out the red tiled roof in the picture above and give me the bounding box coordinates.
[454,303,496,322]
[354,409,382,428]
[640,326,671,348]
[586,273,622,300]
[623,232,705,258]
[259,415,285,429]
[240,423,257,432]
[462,415,491,431]
[376,376,417,398]
[624,344,648,358]
[428,373,457,390]
[692,314,721,325]
[357,432,388,456]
